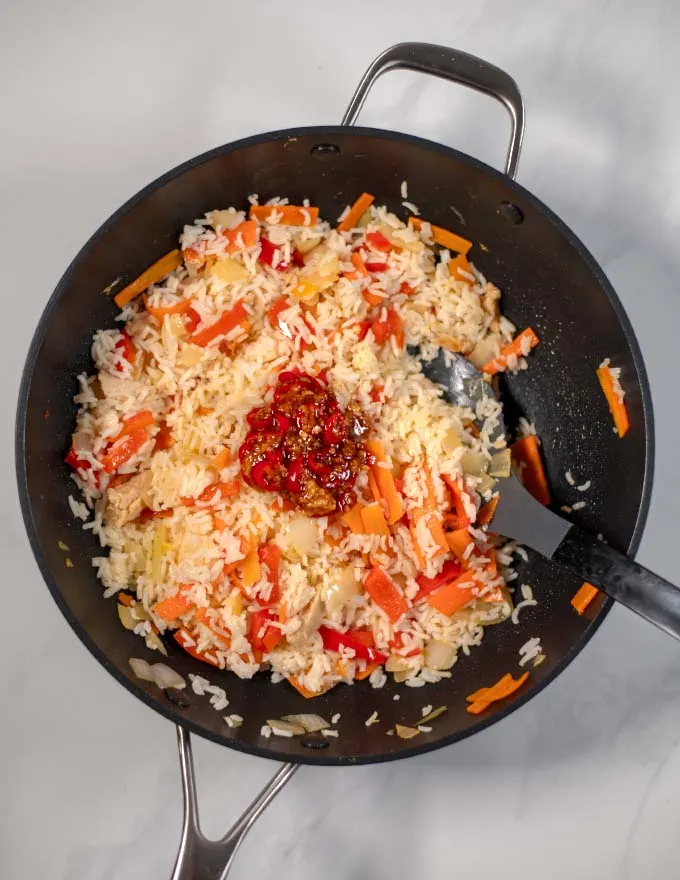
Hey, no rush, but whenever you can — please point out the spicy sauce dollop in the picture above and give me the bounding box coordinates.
[239,371,372,517]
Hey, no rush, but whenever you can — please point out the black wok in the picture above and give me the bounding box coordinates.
[15,43,653,878]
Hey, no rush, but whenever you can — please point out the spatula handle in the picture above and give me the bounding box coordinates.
[553,526,680,641]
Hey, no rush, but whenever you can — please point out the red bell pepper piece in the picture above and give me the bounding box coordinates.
[365,231,392,252]
[365,261,388,272]
[65,447,92,473]
[258,543,281,604]
[115,330,136,371]
[318,626,387,664]
[258,237,289,270]
[101,428,149,474]
[415,559,463,599]
[174,628,221,667]
[154,420,174,451]
[250,608,282,653]
[184,308,201,334]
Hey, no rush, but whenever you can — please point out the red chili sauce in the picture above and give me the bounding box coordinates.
[239,371,373,516]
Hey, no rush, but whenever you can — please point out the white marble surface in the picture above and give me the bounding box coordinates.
[3,1,680,877]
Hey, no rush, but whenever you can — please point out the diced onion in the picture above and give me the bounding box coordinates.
[489,449,511,478]
[424,640,456,670]
[267,719,306,737]
[145,630,168,656]
[151,663,187,690]
[322,566,360,614]
[461,449,489,477]
[118,604,138,631]
[385,654,413,673]
[281,714,330,733]
[129,657,154,682]
[283,516,318,558]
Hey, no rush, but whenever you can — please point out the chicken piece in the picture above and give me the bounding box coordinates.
[104,471,152,527]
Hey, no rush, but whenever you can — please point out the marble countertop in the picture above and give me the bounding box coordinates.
[3,1,680,877]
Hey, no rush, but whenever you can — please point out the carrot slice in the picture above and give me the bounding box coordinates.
[367,469,382,504]
[222,220,258,251]
[427,570,479,616]
[448,253,475,283]
[249,205,319,226]
[408,520,427,569]
[174,628,222,667]
[445,528,474,560]
[110,410,154,445]
[351,252,369,277]
[189,301,248,347]
[364,565,408,623]
[362,289,385,307]
[143,295,193,321]
[571,581,599,614]
[338,192,375,233]
[212,448,233,470]
[365,439,405,525]
[154,593,193,621]
[342,502,366,534]
[597,365,629,438]
[441,473,472,529]
[241,549,261,589]
[481,327,540,375]
[477,495,499,526]
[114,249,182,308]
[360,502,390,537]
[466,671,529,715]
[408,217,473,255]
[511,435,550,505]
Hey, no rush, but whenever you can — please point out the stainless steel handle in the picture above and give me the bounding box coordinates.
[171,725,298,880]
[342,42,525,180]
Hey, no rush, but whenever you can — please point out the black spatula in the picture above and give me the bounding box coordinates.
[416,347,680,641]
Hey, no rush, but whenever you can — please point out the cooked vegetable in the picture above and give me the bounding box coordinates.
[319,626,387,663]
[287,675,333,699]
[283,515,318,557]
[211,257,250,283]
[111,410,155,445]
[511,435,550,505]
[250,205,319,226]
[129,657,154,682]
[189,300,249,347]
[426,569,481,616]
[281,714,330,732]
[365,439,404,525]
[371,309,404,349]
[476,496,498,526]
[488,449,511,478]
[481,327,540,375]
[408,217,473,255]
[338,192,375,232]
[364,566,408,623]
[322,566,361,613]
[267,718,306,736]
[419,705,448,724]
[424,640,456,670]
[442,474,472,529]
[395,724,420,740]
[241,549,261,589]
[101,428,148,474]
[415,560,463,599]
[153,591,193,622]
[445,528,474,560]
[465,671,529,715]
[144,295,194,321]
[448,253,474,282]
[250,608,282,653]
[350,252,369,277]
[221,220,258,252]
[597,365,630,437]
[341,502,365,534]
[151,663,187,690]
[571,581,599,614]
[360,502,390,536]
[114,249,182,308]
[174,628,221,667]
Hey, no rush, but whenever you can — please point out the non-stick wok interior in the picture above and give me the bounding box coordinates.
[16,128,652,763]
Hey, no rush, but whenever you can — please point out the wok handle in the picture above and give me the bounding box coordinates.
[342,41,525,179]
[553,526,680,641]
[170,725,298,880]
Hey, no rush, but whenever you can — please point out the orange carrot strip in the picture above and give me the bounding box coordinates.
[360,502,390,537]
[117,593,134,607]
[364,565,408,623]
[481,327,540,375]
[365,439,405,526]
[466,672,529,715]
[189,301,248,347]
[477,495,499,526]
[367,469,382,504]
[511,435,550,506]
[362,289,385,307]
[408,520,427,569]
[222,220,258,251]
[114,249,182,308]
[427,570,479,616]
[342,502,366,534]
[448,253,475,282]
[355,661,380,681]
[597,365,630,438]
[446,528,474,560]
[154,592,193,621]
[351,252,369,276]
[338,192,375,233]
[143,295,193,321]
[571,581,599,614]
[249,206,319,226]
[241,549,260,589]
[174,628,222,667]
[426,514,451,556]
[408,217,473,255]
[111,410,154,444]
[213,516,228,532]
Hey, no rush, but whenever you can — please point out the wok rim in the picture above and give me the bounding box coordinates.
[15,124,655,765]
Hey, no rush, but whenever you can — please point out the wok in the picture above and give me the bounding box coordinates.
[15,43,653,878]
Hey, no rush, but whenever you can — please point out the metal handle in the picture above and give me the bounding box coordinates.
[342,42,525,180]
[170,726,298,880]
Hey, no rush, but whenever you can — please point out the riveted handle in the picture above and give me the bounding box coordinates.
[342,42,525,179]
